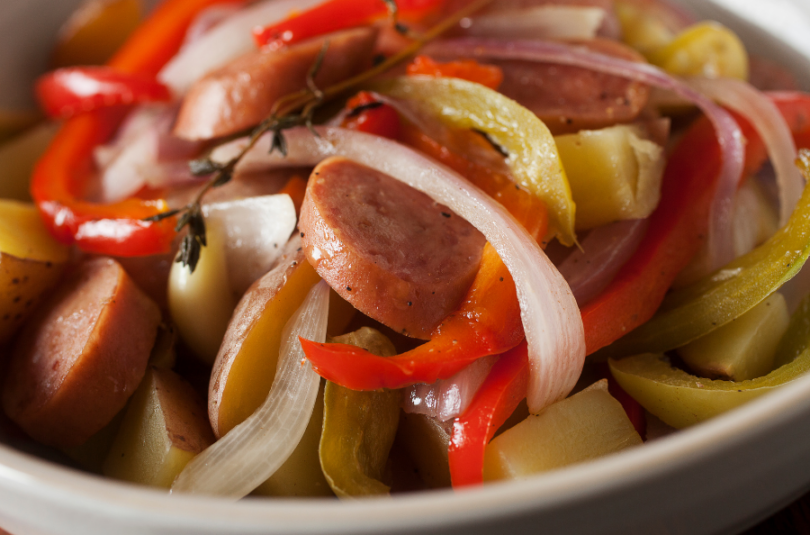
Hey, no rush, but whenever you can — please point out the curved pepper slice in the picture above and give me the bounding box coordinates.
[300,242,523,390]
[581,114,719,355]
[36,67,172,120]
[610,295,810,429]
[319,328,400,497]
[31,0,234,256]
[406,55,503,90]
[253,0,444,50]
[376,76,576,246]
[448,340,528,488]
[602,151,810,358]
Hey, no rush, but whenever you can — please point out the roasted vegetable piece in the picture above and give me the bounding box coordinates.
[320,328,401,497]
[581,114,720,355]
[0,123,59,201]
[2,257,160,447]
[376,76,576,246]
[647,22,748,80]
[301,243,522,390]
[31,0,232,256]
[0,200,70,344]
[678,292,789,381]
[168,218,237,364]
[254,383,332,497]
[50,0,142,68]
[483,380,642,481]
[602,151,810,358]
[396,412,452,489]
[448,340,528,487]
[555,123,665,231]
[103,367,215,488]
[407,56,504,89]
[209,239,320,437]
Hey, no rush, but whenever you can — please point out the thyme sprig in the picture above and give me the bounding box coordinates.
[153,0,494,272]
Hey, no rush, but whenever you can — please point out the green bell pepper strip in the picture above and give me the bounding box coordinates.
[601,151,810,358]
[609,293,810,428]
[374,76,577,246]
[319,328,401,497]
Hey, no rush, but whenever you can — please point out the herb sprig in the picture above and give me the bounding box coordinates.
[150,0,494,272]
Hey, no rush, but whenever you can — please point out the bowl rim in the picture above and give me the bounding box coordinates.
[3,0,810,532]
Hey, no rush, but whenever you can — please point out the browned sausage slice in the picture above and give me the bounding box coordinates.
[299,157,486,339]
[2,258,161,447]
[173,27,378,141]
[494,39,650,134]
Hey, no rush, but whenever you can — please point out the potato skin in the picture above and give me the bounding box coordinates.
[2,257,161,447]
[0,252,64,345]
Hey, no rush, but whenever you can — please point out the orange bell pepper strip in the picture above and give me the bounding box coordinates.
[407,55,504,90]
[448,340,528,488]
[300,243,524,390]
[581,115,720,355]
[32,0,239,256]
[253,0,445,50]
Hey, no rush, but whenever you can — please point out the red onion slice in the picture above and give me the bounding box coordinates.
[158,0,325,94]
[181,2,244,47]
[213,126,586,414]
[172,280,329,497]
[687,78,803,228]
[403,355,498,421]
[425,37,746,273]
[558,219,648,307]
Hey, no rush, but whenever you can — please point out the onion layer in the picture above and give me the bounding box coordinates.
[558,219,648,306]
[425,38,745,274]
[213,126,586,414]
[171,280,329,497]
[158,0,324,94]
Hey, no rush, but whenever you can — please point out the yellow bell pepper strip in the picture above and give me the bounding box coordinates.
[319,328,401,497]
[300,243,523,390]
[448,340,528,488]
[31,0,237,256]
[375,76,577,246]
[581,114,720,355]
[602,150,810,359]
[610,295,810,428]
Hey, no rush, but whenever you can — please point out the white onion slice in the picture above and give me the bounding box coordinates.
[203,194,297,297]
[171,280,329,498]
[403,355,498,421]
[425,38,746,273]
[687,77,803,227]
[158,0,325,94]
[558,219,648,307]
[181,2,243,47]
[465,6,605,41]
[213,126,586,414]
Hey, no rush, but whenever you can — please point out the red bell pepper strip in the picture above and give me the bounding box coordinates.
[36,66,172,120]
[581,115,720,355]
[407,55,504,90]
[300,242,524,390]
[583,93,810,355]
[341,91,401,140]
[253,0,445,49]
[448,340,528,487]
[32,0,236,256]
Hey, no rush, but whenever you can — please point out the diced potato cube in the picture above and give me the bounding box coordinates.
[483,380,642,481]
[555,124,664,230]
[103,367,215,488]
[678,293,789,381]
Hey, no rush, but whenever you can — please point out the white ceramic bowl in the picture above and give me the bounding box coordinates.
[2,2,810,534]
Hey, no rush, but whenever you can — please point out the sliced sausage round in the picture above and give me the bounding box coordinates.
[173,27,378,141]
[2,257,161,447]
[299,157,486,339]
[493,38,650,134]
